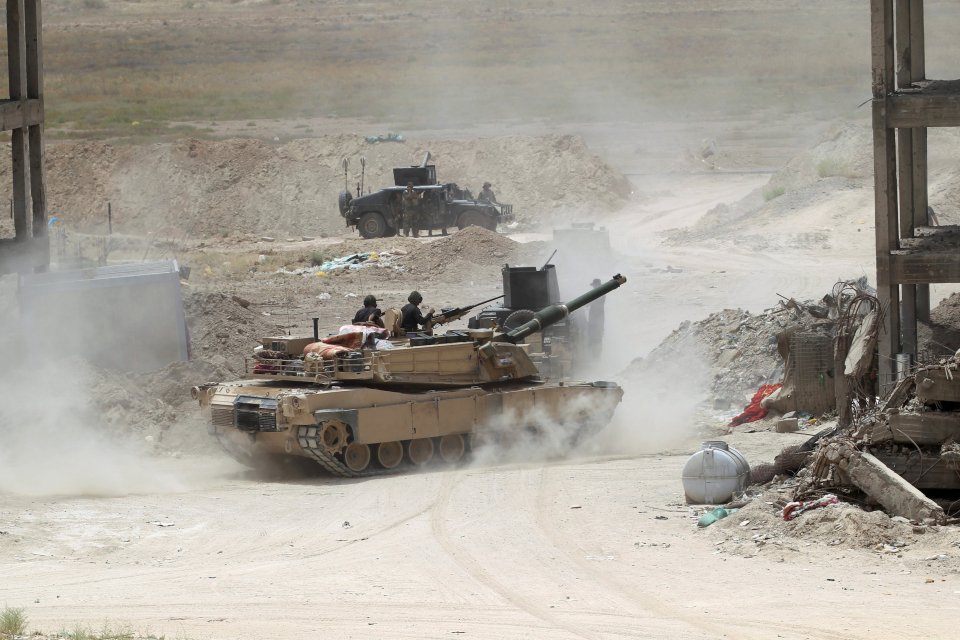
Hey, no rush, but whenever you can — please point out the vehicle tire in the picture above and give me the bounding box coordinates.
[457,209,491,230]
[338,191,353,215]
[358,212,388,239]
[503,309,536,332]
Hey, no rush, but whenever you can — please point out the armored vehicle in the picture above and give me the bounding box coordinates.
[193,275,626,477]
[338,158,514,238]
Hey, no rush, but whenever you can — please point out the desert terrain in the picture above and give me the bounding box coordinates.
[3,1,960,638]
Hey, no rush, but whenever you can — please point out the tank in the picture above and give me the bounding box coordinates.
[681,441,751,504]
[193,275,627,477]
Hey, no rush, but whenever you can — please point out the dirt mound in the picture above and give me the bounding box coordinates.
[664,122,873,248]
[708,488,925,552]
[1,134,630,239]
[184,289,283,374]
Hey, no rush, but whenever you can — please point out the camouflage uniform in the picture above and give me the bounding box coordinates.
[478,184,498,204]
[402,187,423,237]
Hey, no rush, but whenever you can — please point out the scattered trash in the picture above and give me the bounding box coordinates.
[278,250,406,276]
[697,507,737,528]
[730,383,782,426]
[364,132,405,144]
[782,493,839,521]
[147,521,175,527]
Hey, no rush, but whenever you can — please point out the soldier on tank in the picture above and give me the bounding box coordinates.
[400,291,435,334]
[478,181,498,205]
[352,294,384,327]
[401,182,423,237]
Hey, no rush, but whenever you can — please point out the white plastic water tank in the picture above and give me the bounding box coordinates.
[681,441,751,504]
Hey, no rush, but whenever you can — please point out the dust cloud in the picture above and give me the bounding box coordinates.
[0,274,218,497]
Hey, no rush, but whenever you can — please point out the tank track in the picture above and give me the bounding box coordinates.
[296,425,388,478]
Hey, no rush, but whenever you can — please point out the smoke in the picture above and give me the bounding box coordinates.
[0,274,223,497]
[467,391,619,468]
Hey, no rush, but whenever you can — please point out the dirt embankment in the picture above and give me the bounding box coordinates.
[0,134,630,240]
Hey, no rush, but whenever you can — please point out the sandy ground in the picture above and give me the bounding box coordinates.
[3,431,959,640]
[4,172,960,639]
[6,2,960,638]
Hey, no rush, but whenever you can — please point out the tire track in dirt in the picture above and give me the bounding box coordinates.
[532,464,851,640]
[428,469,604,640]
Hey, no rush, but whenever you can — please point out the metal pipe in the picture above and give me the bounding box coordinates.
[312,317,319,341]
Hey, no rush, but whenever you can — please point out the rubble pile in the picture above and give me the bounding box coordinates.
[634,301,833,406]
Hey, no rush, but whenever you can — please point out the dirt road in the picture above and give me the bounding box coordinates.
[2,428,957,639]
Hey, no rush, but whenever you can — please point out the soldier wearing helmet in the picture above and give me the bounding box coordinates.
[478,181,498,205]
[400,291,435,333]
[352,294,384,327]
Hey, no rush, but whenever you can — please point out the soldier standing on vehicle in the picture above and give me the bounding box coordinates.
[400,291,435,333]
[402,182,423,237]
[478,181,498,204]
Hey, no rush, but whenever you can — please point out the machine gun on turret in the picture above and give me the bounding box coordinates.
[425,294,505,330]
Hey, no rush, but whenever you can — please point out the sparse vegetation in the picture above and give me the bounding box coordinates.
[35,2,888,140]
[763,185,786,201]
[63,622,136,640]
[0,606,27,638]
[816,157,862,179]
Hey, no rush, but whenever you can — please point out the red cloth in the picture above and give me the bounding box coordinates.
[729,383,782,426]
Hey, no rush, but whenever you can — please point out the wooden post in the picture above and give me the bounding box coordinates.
[108,201,112,235]
[7,0,29,244]
[896,0,917,358]
[909,0,930,323]
[25,0,46,253]
[872,0,900,392]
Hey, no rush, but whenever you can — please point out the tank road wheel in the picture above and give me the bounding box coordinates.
[407,438,435,465]
[320,421,348,454]
[358,212,388,239]
[376,441,404,470]
[439,434,466,464]
[457,209,490,230]
[343,442,372,473]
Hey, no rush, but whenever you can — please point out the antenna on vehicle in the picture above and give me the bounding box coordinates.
[342,157,349,194]
[541,249,557,270]
[360,156,366,195]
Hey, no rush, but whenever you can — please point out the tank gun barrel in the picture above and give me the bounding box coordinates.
[497,274,626,344]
